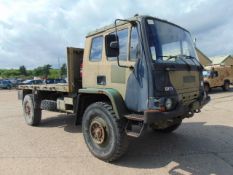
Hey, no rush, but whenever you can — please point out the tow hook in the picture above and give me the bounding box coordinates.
[187,111,194,118]
[194,109,201,113]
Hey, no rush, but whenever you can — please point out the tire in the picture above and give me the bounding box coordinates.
[222,81,230,91]
[40,100,57,111]
[82,102,128,162]
[204,83,210,94]
[23,94,41,126]
[151,121,182,133]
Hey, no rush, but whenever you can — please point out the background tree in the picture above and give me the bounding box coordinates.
[60,63,67,78]
[33,66,44,77]
[33,64,52,78]
[19,65,27,76]
[43,64,52,78]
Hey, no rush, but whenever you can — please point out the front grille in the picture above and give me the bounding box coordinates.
[178,91,199,105]
[183,75,196,83]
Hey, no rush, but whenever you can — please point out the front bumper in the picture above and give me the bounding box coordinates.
[144,95,210,124]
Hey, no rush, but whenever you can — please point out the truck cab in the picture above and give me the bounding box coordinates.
[83,15,209,118]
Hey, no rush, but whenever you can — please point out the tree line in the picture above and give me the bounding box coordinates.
[0,64,67,79]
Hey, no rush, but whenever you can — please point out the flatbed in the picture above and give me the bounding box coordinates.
[18,83,69,92]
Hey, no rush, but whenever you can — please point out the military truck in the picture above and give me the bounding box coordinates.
[203,65,233,93]
[18,15,210,162]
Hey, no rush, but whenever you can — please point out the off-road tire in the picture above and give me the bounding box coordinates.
[40,100,57,111]
[204,83,210,94]
[222,81,230,91]
[23,94,41,126]
[82,102,128,162]
[151,121,182,133]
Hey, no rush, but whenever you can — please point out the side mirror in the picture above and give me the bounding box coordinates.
[105,34,119,57]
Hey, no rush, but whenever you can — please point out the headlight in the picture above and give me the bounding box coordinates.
[165,98,173,110]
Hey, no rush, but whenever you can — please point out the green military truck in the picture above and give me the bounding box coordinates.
[18,15,210,162]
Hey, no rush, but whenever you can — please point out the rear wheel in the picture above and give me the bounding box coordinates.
[223,81,230,91]
[40,100,57,111]
[151,120,182,133]
[23,94,41,126]
[82,102,128,162]
[204,83,210,93]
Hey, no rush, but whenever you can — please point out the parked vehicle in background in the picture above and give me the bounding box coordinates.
[0,80,12,89]
[203,65,233,93]
[21,79,43,85]
[44,79,67,84]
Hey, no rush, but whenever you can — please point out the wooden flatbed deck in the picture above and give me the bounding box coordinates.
[18,83,69,92]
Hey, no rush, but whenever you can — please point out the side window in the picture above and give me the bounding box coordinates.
[90,36,103,61]
[108,28,128,61]
[130,26,139,61]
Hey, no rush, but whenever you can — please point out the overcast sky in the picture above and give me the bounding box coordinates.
[0,0,233,69]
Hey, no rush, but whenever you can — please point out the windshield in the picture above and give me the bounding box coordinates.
[146,19,199,65]
[203,70,211,77]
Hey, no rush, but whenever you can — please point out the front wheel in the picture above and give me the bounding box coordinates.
[204,83,211,94]
[82,102,128,162]
[222,81,230,91]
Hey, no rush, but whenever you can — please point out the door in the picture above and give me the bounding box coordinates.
[99,24,140,99]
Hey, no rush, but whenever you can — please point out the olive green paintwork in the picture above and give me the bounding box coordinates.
[111,65,126,84]
[78,88,127,118]
[169,71,200,105]
[82,22,135,99]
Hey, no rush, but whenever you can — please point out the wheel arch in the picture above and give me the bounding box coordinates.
[75,88,128,122]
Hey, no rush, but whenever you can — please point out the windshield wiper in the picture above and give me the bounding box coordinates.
[157,55,177,61]
[157,55,191,70]
[182,55,203,70]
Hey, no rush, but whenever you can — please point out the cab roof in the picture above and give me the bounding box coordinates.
[86,15,189,37]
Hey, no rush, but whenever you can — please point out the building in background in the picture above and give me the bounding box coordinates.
[195,48,212,66]
[211,55,233,66]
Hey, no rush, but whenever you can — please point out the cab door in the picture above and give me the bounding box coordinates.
[99,24,140,99]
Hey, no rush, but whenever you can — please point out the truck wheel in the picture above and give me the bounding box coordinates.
[40,100,57,111]
[82,102,128,162]
[223,81,230,91]
[23,94,41,126]
[204,83,210,93]
[151,121,182,133]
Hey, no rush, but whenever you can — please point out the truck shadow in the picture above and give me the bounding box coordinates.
[114,122,233,174]
[40,113,82,133]
[40,114,233,174]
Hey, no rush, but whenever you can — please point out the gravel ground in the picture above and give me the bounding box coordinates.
[0,89,233,175]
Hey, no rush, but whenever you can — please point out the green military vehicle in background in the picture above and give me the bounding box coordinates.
[203,65,233,93]
[18,15,210,162]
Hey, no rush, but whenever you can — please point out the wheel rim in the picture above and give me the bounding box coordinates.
[89,117,106,145]
[24,101,31,117]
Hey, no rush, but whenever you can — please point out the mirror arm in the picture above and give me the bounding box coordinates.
[116,56,134,70]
